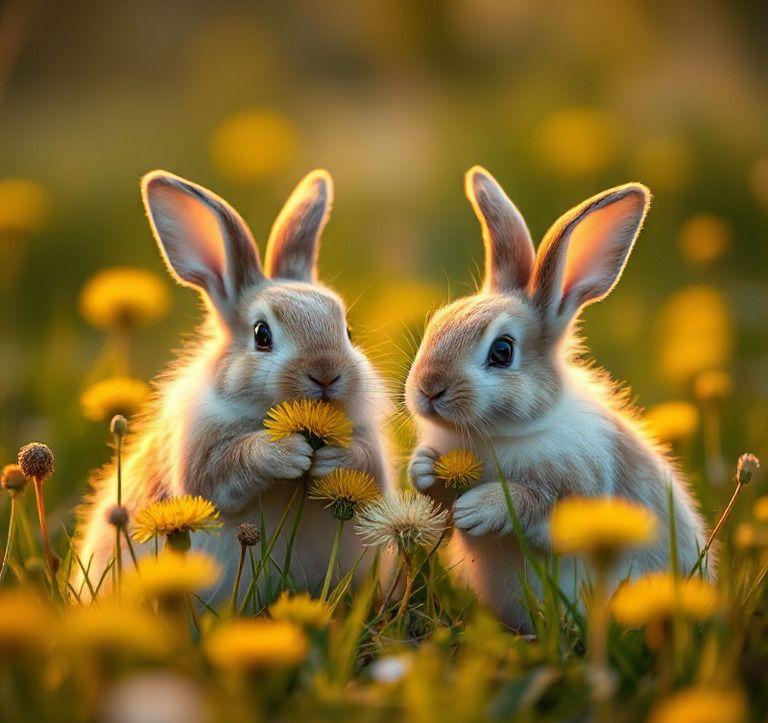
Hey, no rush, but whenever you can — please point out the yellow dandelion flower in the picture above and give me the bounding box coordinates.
[434,450,483,493]
[0,178,49,235]
[204,619,308,671]
[210,108,300,182]
[269,591,331,629]
[81,376,150,422]
[645,401,699,444]
[549,497,657,559]
[62,600,168,659]
[734,522,768,550]
[264,399,353,449]
[656,286,732,385]
[534,107,620,178]
[611,572,718,627]
[124,550,221,601]
[0,589,52,654]
[648,687,746,723]
[693,370,732,404]
[678,214,731,265]
[309,468,380,520]
[79,267,170,331]
[132,495,222,544]
[753,496,768,522]
[355,491,449,556]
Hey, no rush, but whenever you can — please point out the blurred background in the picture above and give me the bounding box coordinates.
[1,0,767,522]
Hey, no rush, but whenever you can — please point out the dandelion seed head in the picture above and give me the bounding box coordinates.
[17,442,54,481]
[236,522,260,547]
[1,463,28,493]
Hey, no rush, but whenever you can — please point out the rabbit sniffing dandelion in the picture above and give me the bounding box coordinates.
[75,170,392,601]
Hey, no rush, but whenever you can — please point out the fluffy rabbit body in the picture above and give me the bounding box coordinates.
[76,170,391,601]
[406,167,707,630]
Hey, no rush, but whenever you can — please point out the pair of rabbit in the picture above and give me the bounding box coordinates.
[76,166,707,628]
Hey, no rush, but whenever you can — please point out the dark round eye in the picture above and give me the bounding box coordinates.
[488,336,514,368]
[253,321,272,351]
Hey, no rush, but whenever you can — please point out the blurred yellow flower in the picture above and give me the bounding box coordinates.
[81,376,150,422]
[631,135,691,193]
[204,619,308,671]
[549,497,657,559]
[210,108,300,181]
[678,214,731,265]
[534,108,620,178]
[132,496,221,544]
[693,370,733,404]
[79,267,170,331]
[269,591,331,629]
[645,401,699,444]
[434,449,483,493]
[309,468,380,520]
[0,178,49,235]
[265,399,353,449]
[62,600,168,659]
[0,589,52,654]
[734,522,768,550]
[656,286,732,386]
[611,572,718,627]
[125,550,221,601]
[753,496,768,522]
[648,687,745,723]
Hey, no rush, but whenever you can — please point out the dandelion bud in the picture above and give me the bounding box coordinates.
[237,523,260,547]
[736,453,760,485]
[1,464,28,493]
[17,442,54,481]
[110,414,128,437]
[106,505,129,529]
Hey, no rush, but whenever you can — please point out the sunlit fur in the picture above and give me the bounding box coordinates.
[75,171,393,602]
[406,167,708,631]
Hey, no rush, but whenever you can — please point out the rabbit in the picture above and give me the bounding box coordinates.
[75,169,393,602]
[405,166,708,630]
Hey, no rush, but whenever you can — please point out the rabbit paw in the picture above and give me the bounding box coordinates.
[310,445,351,478]
[453,483,513,536]
[255,431,313,481]
[409,446,439,490]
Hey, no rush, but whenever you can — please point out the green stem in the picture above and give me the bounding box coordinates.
[280,475,307,592]
[122,528,139,570]
[0,496,16,584]
[32,477,57,587]
[231,544,247,615]
[690,479,744,576]
[394,553,414,623]
[115,435,123,586]
[588,562,612,723]
[321,518,345,601]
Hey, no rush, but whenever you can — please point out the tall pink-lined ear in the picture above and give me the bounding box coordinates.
[531,183,650,334]
[464,166,535,294]
[141,171,263,320]
[264,169,333,282]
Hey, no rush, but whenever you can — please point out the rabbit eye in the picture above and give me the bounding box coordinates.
[488,336,514,368]
[253,321,273,351]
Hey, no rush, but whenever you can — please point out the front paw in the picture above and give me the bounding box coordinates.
[256,431,313,481]
[310,445,351,478]
[408,446,439,490]
[452,483,513,536]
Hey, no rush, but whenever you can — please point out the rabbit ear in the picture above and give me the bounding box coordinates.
[141,171,263,319]
[465,166,535,293]
[531,183,650,333]
[264,170,333,282]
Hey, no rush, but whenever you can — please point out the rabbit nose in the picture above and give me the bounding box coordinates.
[420,386,447,402]
[308,373,341,390]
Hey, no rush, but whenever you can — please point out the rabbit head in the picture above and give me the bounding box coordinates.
[142,169,374,415]
[406,166,650,436]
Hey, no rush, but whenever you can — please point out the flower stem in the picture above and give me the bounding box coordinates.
[231,543,247,615]
[114,433,123,587]
[0,496,17,584]
[122,528,139,570]
[280,474,308,591]
[32,477,57,584]
[588,561,613,723]
[690,478,744,575]
[321,518,345,601]
[394,553,414,622]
